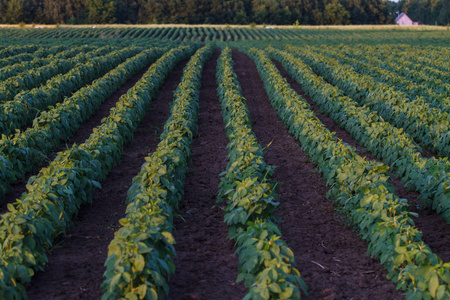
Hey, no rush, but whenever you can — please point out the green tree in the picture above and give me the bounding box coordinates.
[4,0,24,23]
[313,8,324,24]
[324,0,350,24]
[64,0,88,24]
[86,0,116,23]
[42,0,65,23]
[437,0,449,24]
[209,0,247,24]
[251,0,295,24]
[233,10,249,24]
[396,0,449,25]
[137,0,167,23]
[115,0,138,23]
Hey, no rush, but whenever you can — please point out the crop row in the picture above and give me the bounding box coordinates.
[311,45,450,113]
[0,44,39,60]
[0,45,140,136]
[216,47,305,299]
[286,45,450,160]
[102,44,210,300]
[269,48,450,223]
[327,44,450,97]
[353,44,449,84]
[246,46,450,299]
[0,27,325,43]
[0,44,195,299]
[374,44,449,74]
[0,45,117,104]
[2,28,450,48]
[0,44,76,82]
[0,46,165,200]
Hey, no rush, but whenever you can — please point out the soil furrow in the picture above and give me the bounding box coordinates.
[233,49,403,299]
[167,49,246,300]
[24,59,189,300]
[273,60,450,264]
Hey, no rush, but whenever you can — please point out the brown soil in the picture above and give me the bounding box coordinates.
[167,49,246,300]
[233,50,403,299]
[215,29,221,41]
[271,60,450,264]
[25,59,189,299]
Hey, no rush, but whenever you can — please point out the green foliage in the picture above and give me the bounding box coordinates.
[0,46,156,201]
[0,45,112,104]
[288,44,450,162]
[216,47,305,299]
[3,0,24,24]
[85,0,116,23]
[323,0,350,25]
[0,0,392,25]
[101,44,211,299]
[315,44,449,107]
[0,45,40,64]
[0,44,70,82]
[0,44,196,298]
[269,46,450,223]
[245,45,450,300]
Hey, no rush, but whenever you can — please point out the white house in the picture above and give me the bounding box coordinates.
[395,13,420,25]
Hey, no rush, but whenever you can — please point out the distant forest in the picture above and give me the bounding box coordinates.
[0,0,448,26]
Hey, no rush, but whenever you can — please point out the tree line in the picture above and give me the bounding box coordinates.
[0,0,448,26]
[387,0,449,25]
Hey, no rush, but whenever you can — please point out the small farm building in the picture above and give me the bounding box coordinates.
[395,13,420,25]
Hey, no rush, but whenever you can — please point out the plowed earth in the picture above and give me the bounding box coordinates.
[5,48,447,299]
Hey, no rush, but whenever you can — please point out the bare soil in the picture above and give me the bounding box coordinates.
[167,49,246,300]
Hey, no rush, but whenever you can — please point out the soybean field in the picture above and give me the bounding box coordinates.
[0,26,449,299]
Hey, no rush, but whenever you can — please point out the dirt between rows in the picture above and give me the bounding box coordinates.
[6,48,448,299]
[232,50,404,299]
[25,58,189,299]
[270,60,450,264]
[167,49,246,300]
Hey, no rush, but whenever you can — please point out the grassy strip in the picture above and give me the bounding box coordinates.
[217,47,306,299]
[101,45,212,300]
[0,44,195,299]
[269,48,450,223]
[247,47,450,299]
